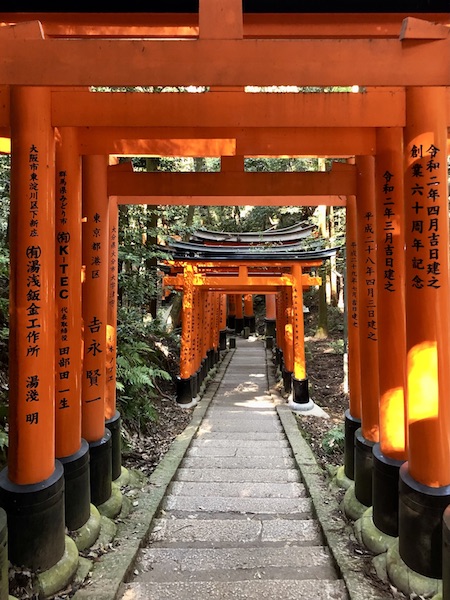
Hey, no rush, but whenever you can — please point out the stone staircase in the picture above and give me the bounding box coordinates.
[120,338,349,600]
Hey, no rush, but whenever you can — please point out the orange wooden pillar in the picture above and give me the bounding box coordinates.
[290,264,312,409]
[344,193,362,480]
[219,293,227,350]
[0,87,66,571]
[54,127,91,532]
[105,192,121,481]
[81,155,112,506]
[265,293,276,342]
[282,288,294,394]
[399,87,450,579]
[227,293,236,331]
[177,264,196,405]
[243,293,255,334]
[212,292,221,363]
[234,294,244,335]
[276,290,287,371]
[372,127,407,537]
[354,154,379,508]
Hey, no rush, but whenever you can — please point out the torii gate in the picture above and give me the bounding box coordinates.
[0,4,449,599]
[162,255,325,407]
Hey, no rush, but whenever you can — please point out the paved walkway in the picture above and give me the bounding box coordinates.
[120,337,349,600]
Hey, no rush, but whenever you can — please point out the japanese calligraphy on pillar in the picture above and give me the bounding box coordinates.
[106,225,117,388]
[350,241,358,327]
[25,145,41,426]
[85,211,104,404]
[56,170,71,411]
[363,211,377,341]
[381,171,397,293]
[408,144,442,290]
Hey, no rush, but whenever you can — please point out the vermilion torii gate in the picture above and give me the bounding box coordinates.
[0,3,449,599]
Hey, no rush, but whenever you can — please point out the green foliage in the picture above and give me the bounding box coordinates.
[116,307,177,432]
[321,424,345,455]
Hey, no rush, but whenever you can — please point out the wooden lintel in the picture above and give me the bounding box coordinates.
[108,170,355,200]
[50,89,406,128]
[1,13,449,40]
[400,17,449,40]
[118,194,346,207]
[0,38,448,86]
[78,127,375,157]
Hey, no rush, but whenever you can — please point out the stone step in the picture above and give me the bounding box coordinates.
[190,438,290,448]
[175,468,300,483]
[134,546,339,582]
[162,495,312,514]
[185,446,291,458]
[181,455,296,470]
[198,422,283,432]
[150,517,321,545]
[168,481,306,498]
[195,431,286,441]
[121,579,349,600]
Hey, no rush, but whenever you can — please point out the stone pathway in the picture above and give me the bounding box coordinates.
[120,337,349,599]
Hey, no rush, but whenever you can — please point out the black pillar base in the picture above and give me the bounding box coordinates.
[207,348,214,371]
[372,443,404,537]
[0,507,7,600]
[399,462,450,579]
[275,348,283,366]
[227,315,236,330]
[0,461,65,571]
[265,318,276,338]
[191,372,199,398]
[235,317,244,335]
[248,316,256,333]
[443,507,450,600]
[59,439,90,531]
[292,377,309,404]
[229,337,236,349]
[214,349,220,365]
[105,411,122,481]
[219,329,227,351]
[89,429,112,507]
[282,367,292,394]
[176,376,193,404]
[344,409,361,481]
[265,336,274,349]
[354,428,375,507]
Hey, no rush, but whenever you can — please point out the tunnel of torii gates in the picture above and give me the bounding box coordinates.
[0,3,450,598]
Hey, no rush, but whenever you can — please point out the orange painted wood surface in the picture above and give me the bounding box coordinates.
[8,87,56,485]
[404,87,450,488]
[108,171,356,199]
[345,194,362,421]
[0,38,448,87]
[356,155,380,444]
[375,127,407,461]
[81,155,109,443]
[55,127,83,459]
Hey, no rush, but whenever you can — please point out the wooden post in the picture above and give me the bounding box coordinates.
[227,293,236,330]
[372,127,407,537]
[354,154,379,508]
[265,293,276,339]
[243,293,255,333]
[81,155,112,506]
[105,192,121,481]
[54,127,90,532]
[398,86,450,579]
[234,294,244,334]
[177,264,195,404]
[344,192,362,480]
[0,86,65,571]
[290,265,312,408]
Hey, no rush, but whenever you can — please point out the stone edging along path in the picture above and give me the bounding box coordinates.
[73,343,387,600]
